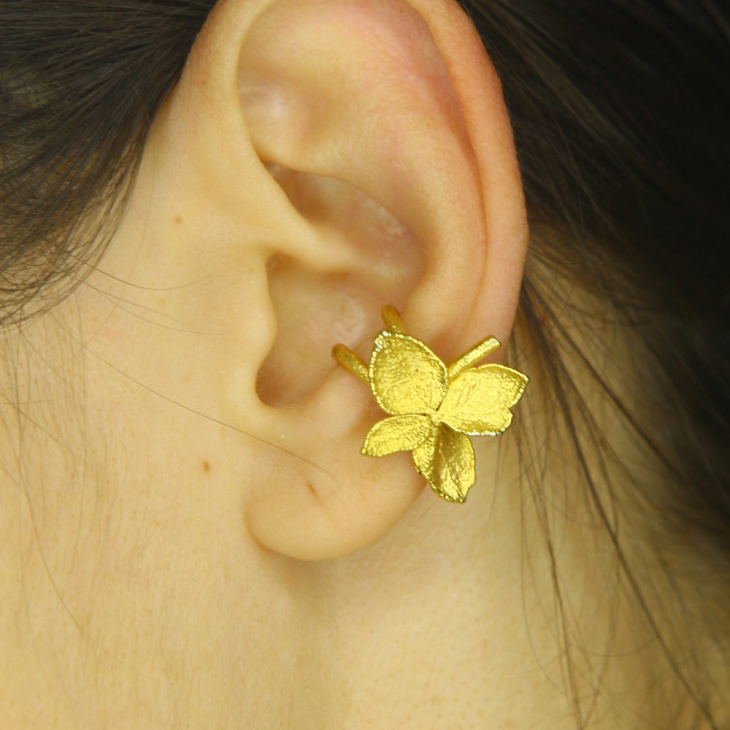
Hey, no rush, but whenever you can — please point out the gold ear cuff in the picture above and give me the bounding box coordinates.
[332,306,528,503]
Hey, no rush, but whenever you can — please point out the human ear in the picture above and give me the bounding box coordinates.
[129,0,528,560]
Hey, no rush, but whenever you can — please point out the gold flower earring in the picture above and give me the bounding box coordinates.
[332,306,528,503]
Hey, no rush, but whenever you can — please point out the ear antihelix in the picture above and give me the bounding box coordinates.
[333,306,529,503]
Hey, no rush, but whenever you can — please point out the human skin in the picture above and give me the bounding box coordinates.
[0,0,720,727]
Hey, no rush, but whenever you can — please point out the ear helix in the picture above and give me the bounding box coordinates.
[333,306,528,503]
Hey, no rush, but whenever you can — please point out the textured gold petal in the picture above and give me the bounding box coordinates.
[439,364,528,436]
[412,420,439,475]
[418,425,476,503]
[369,331,448,416]
[361,415,432,458]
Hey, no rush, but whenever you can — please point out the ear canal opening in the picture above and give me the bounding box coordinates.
[255,254,377,408]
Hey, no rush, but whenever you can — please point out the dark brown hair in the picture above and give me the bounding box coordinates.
[1,0,728,727]
[466,3,730,726]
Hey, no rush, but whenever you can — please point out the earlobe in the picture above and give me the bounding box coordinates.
[156,0,529,560]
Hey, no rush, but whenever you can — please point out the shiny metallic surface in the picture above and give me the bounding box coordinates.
[333,306,528,502]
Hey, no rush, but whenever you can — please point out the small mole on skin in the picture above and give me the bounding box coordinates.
[202,461,211,473]
[174,215,182,224]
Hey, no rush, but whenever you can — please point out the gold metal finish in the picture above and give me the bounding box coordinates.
[332,344,369,383]
[332,306,529,503]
